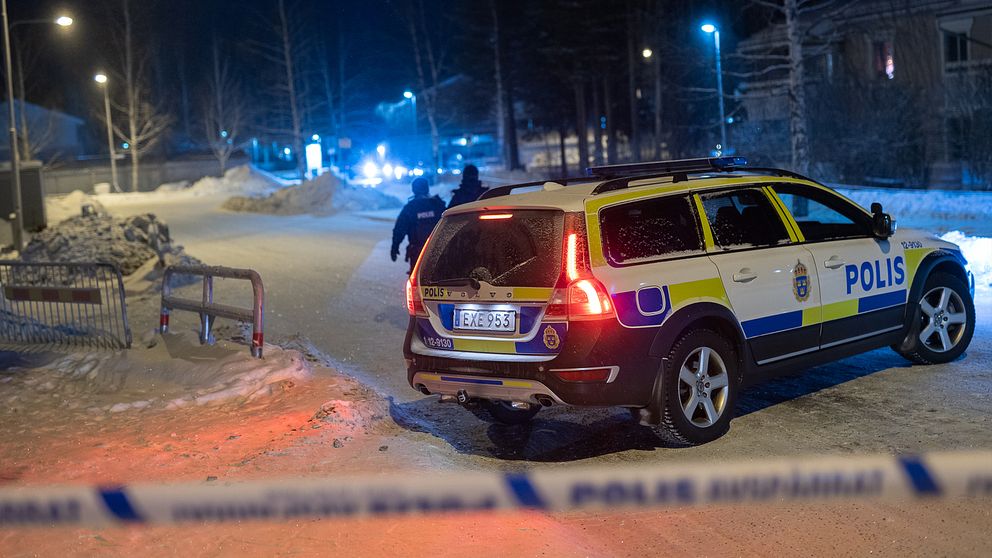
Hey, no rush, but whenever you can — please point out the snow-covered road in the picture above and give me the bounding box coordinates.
[9,186,990,556]
[95,190,992,462]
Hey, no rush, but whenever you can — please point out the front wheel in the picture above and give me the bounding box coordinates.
[650,329,739,446]
[895,271,975,365]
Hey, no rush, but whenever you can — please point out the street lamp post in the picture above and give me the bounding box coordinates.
[403,90,417,138]
[94,73,118,192]
[701,23,727,155]
[642,46,662,159]
[1,7,73,250]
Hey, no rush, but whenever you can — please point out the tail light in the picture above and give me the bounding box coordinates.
[545,212,614,321]
[406,235,430,317]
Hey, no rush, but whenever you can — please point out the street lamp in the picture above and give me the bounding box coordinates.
[1,5,74,250]
[403,89,417,153]
[94,73,118,192]
[701,23,727,155]
[642,46,662,158]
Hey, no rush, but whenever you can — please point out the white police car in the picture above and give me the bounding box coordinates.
[402,158,976,445]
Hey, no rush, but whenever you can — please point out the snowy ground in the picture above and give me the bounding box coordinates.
[2,167,991,555]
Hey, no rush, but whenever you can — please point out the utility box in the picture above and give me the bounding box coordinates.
[0,161,47,232]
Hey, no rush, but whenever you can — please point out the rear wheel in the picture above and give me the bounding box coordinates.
[482,400,541,425]
[895,272,974,365]
[650,329,739,446]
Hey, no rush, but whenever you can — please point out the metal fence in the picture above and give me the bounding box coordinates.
[160,265,265,358]
[0,261,132,349]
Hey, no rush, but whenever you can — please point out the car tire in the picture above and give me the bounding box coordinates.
[482,400,541,425]
[650,329,739,446]
[895,271,975,365]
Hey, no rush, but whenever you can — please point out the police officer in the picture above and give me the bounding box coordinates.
[447,164,488,209]
[391,177,445,273]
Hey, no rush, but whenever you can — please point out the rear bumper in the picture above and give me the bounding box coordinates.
[403,317,660,407]
[411,372,566,405]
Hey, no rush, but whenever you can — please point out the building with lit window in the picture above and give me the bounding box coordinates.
[734,0,992,188]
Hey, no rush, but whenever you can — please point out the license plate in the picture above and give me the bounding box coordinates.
[453,306,517,332]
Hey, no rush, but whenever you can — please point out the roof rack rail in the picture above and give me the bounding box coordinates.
[477,175,592,200]
[587,156,747,178]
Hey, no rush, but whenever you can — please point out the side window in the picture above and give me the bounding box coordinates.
[700,188,791,250]
[600,195,704,265]
[772,183,873,242]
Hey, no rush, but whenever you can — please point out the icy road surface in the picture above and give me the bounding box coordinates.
[50,190,990,556]
[96,191,992,461]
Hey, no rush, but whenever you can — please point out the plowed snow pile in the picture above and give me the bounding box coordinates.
[222,172,400,215]
[155,165,281,197]
[0,332,312,415]
[19,212,199,275]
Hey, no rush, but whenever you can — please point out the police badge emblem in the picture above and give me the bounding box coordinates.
[543,325,561,350]
[793,260,810,302]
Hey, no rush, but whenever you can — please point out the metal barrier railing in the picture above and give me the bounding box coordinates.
[160,265,265,358]
[0,260,132,349]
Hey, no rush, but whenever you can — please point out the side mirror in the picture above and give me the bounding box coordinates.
[870,202,896,238]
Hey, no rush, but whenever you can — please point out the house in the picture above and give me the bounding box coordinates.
[734,0,992,188]
[0,100,88,163]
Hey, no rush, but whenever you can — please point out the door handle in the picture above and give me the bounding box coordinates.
[824,256,846,269]
[732,268,757,283]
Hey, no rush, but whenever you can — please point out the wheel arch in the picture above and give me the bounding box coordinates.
[648,302,749,380]
[897,250,970,350]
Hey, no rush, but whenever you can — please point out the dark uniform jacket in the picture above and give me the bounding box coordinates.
[447,180,488,209]
[392,195,446,264]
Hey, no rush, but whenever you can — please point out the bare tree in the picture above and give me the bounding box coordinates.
[736,0,856,174]
[11,36,60,162]
[110,0,172,191]
[248,0,313,178]
[202,38,247,173]
[403,0,445,169]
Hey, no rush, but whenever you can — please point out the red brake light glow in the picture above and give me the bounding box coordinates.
[479,213,513,220]
[566,233,579,281]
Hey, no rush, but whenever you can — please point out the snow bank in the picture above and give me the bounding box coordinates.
[155,165,281,197]
[19,212,199,275]
[222,172,400,215]
[834,185,992,235]
[45,190,106,224]
[940,231,992,297]
[0,333,312,415]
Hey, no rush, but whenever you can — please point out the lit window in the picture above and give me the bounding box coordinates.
[873,40,895,80]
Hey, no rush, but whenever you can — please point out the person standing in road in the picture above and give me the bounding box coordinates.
[447,164,488,209]
[391,177,446,273]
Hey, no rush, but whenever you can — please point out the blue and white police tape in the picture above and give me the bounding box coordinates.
[2,451,989,527]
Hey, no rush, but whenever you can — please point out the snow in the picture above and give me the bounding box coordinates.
[940,231,992,295]
[164,165,282,197]
[834,185,992,236]
[223,172,400,215]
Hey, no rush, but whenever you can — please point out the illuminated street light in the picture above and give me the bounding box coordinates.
[93,73,118,191]
[641,47,653,59]
[403,90,414,99]
[700,22,727,155]
[2,8,76,249]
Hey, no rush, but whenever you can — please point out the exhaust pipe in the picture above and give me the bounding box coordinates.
[535,395,554,407]
[416,384,431,395]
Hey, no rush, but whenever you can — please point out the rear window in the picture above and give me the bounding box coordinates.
[600,195,704,265]
[420,210,564,287]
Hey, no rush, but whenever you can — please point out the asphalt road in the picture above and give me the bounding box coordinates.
[97,192,992,555]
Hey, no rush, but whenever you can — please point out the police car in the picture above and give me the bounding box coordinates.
[402,157,976,445]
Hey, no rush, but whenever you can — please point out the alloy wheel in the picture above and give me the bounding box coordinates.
[677,346,729,427]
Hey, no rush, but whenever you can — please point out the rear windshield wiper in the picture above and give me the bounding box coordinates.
[427,277,481,290]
